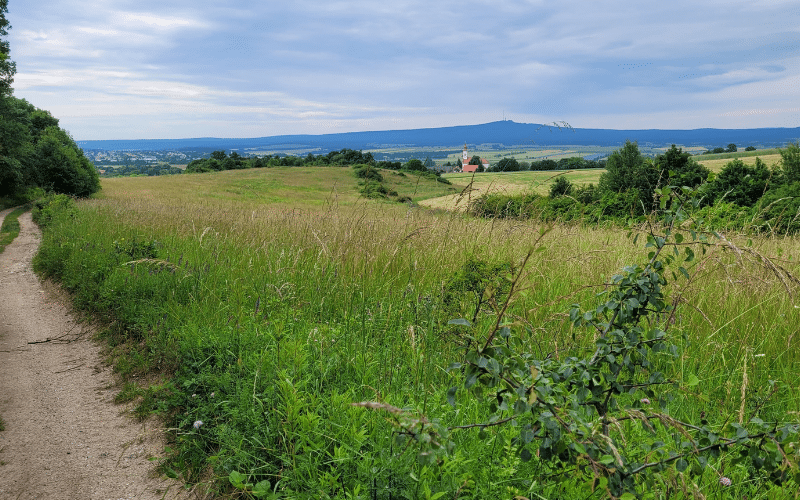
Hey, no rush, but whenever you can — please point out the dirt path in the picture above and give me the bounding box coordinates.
[0,210,191,499]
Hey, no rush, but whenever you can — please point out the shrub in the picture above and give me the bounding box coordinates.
[31,192,77,228]
[353,164,383,182]
[549,176,573,197]
[360,180,388,199]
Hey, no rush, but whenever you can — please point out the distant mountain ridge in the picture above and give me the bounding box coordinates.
[77,120,800,152]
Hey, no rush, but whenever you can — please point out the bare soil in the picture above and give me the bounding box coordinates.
[0,209,193,499]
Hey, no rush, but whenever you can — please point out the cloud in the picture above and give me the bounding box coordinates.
[8,0,800,139]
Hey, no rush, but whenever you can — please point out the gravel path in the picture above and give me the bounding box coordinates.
[0,210,193,499]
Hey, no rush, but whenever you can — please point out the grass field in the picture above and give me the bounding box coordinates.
[696,153,782,172]
[33,166,800,498]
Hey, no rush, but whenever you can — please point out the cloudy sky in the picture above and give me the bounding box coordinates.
[8,0,800,140]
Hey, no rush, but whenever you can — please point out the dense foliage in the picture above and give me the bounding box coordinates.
[375,186,800,498]
[473,141,800,235]
[185,149,381,173]
[31,175,800,499]
[0,1,99,203]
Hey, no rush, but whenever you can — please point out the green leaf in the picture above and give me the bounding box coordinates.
[229,471,246,489]
[686,373,700,387]
[252,480,272,498]
[446,386,457,407]
[448,318,472,327]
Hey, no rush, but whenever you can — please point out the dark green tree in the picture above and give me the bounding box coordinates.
[727,143,737,153]
[780,142,800,184]
[404,158,426,172]
[654,145,710,189]
[496,157,520,172]
[704,158,772,206]
[549,175,573,197]
[469,155,482,166]
[0,0,15,97]
[33,126,100,197]
[745,146,757,151]
[599,140,661,212]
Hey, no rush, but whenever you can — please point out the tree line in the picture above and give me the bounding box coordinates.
[0,0,100,203]
[184,148,436,174]
[472,140,800,234]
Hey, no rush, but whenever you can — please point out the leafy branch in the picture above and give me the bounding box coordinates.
[357,184,800,498]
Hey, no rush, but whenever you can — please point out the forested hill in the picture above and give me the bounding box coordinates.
[77,120,800,152]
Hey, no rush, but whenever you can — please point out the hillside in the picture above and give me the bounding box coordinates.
[77,120,800,153]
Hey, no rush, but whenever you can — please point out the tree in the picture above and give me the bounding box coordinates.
[599,140,661,212]
[654,144,710,189]
[704,158,772,206]
[745,146,757,151]
[33,126,100,197]
[727,143,737,153]
[0,0,15,97]
[404,158,426,172]
[549,175,573,197]
[496,157,520,172]
[780,142,800,184]
[469,155,482,166]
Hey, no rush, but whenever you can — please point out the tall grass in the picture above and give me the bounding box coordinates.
[33,168,800,498]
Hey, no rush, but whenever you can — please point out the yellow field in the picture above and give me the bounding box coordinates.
[421,169,603,210]
[696,154,781,173]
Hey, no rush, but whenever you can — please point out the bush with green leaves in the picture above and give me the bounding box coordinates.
[362,185,800,498]
[549,176,573,197]
[442,256,514,324]
[703,158,774,207]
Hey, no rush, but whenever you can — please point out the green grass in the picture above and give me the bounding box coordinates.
[0,207,25,437]
[0,207,25,254]
[695,148,782,161]
[31,168,800,498]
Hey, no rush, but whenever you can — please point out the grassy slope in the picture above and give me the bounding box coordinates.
[34,166,800,498]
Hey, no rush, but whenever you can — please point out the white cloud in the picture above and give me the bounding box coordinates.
[7,0,800,138]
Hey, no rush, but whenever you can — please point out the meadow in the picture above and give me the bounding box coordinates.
[32,165,800,499]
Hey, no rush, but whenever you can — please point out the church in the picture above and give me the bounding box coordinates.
[460,143,489,173]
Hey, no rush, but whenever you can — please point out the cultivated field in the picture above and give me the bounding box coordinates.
[34,166,800,498]
[696,153,782,172]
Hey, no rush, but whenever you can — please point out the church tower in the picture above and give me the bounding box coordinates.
[462,143,468,163]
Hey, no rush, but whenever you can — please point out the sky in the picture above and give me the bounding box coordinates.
[7,0,800,140]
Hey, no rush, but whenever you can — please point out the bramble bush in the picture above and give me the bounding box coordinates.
[358,184,800,498]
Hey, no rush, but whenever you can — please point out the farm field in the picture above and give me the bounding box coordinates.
[33,166,800,498]
[422,169,603,210]
[696,153,781,172]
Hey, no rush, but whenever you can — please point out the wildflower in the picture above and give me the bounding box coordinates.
[191,393,197,398]
[210,392,215,398]
[640,398,651,405]
[193,420,203,430]
[719,476,731,487]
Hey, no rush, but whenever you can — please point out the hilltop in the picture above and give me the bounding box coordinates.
[77,120,800,153]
